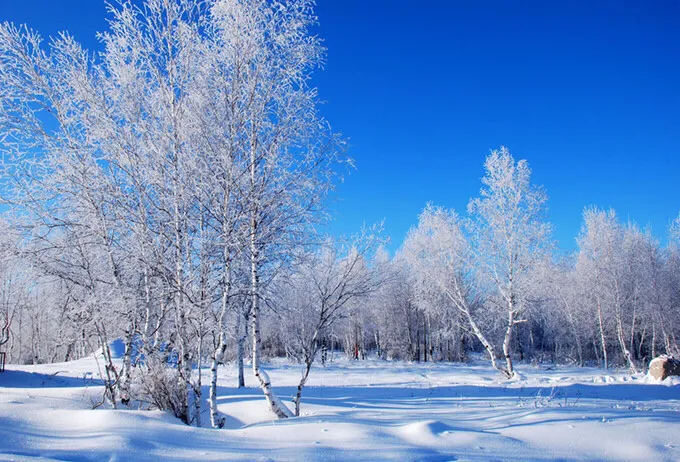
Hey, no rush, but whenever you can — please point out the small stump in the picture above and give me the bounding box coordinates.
[648,355,680,381]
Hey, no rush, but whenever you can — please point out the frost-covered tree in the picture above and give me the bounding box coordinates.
[662,214,680,356]
[572,208,679,371]
[401,148,551,378]
[466,148,552,377]
[215,0,343,419]
[403,204,504,372]
[0,0,342,423]
[365,251,431,361]
[576,208,637,371]
[279,230,383,416]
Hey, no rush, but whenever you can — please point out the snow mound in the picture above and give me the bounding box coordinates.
[641,373,680,386]
[401,420,455,437]
[507,370,526,382]
[662,375,680,386]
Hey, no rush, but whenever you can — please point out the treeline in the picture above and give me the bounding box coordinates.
[261,149,680,378]
[307,202,680,373]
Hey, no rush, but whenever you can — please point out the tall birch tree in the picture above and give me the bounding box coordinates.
[466,148,552,378]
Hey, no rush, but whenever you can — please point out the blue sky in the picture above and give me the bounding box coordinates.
[2,0,679,253]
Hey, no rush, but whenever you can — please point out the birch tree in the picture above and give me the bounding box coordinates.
[664,214,680,355]
[466,148,552,377]
[208,0,342,418]
[0,17,139,404]
[1,0,342,422]
[280,230,383,416]
[577,209,628,370]
[403,204,506,374]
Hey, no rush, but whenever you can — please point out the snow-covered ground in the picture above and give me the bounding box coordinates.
[1,355,679,461]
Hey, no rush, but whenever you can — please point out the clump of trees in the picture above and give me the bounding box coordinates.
[402,148,551,378]
[0,0,343,425]
[1,0,679,426]
[391,148,680,377]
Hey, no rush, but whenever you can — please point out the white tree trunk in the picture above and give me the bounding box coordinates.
[615,305,637,373]
[237,311,245,388]
[502,308,515,378]
[250,238,293,419]
[596,298,608,369]
[294,359,313,417]
[209,262,231,429]
[445,286,511,378]
[209,332,227,428]
[193,334,203,428]
[250,211,292,418]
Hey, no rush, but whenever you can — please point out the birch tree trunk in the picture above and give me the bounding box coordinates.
[596,298,608,370]
[250,221,293,419]
[209,330,227,428]
[502,308,515,378]
[615,295,637,373]
[613,280,637,373]
[209,248,231,428]
[237,310,245,388]
[444,284,511,378]
[294,358,313,417]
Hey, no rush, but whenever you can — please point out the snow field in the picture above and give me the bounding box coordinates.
[1,357,679,461]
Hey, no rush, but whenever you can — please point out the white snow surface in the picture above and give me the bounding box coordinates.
[1,355,679,461]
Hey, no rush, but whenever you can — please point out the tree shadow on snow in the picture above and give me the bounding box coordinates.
[297,382,680,405]
[222,381,680,431]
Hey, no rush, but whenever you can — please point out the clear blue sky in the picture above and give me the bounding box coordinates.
[2,0,679,253]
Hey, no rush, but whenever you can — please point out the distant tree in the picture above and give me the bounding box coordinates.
[280,229,383,416]
[664,214,680,355]
[466,148,552,377]
[576,208,643,372]
[403,204,506,374]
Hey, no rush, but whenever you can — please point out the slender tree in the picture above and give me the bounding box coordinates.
[466,147,552,377]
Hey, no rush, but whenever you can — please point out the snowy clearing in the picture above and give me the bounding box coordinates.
[1,356,679,461]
